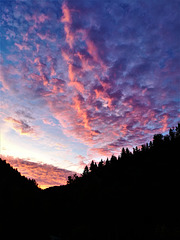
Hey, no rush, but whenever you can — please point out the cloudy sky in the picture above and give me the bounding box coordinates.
[0,0,179,188]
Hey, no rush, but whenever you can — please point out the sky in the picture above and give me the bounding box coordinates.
[0,0,180,188]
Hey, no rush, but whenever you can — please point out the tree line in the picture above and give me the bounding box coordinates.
[67,123,180,185]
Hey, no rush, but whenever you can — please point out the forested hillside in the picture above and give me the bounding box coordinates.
[0,158,43,239]
[0,158,38,190]
[0,124,180,239]
[43,124,180,239]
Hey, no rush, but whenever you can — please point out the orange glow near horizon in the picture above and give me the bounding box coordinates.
[0,154,75,189]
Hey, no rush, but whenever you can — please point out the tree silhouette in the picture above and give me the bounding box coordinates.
[169,127,175,140]
[82,165,89,176]
[105,158,110,166]
[98,159,104,168]
[90,160,97,173]
[110,155,117,164]
[67,175,73,184]
[153,133,163,146]
[121,147,126,159]
[176,123,180,136]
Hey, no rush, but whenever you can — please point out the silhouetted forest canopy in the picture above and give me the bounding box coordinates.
[0,158,38,189]
[0,123,180,240]
[67,124,180,185]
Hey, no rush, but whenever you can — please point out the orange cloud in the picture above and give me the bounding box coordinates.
[61,2,72,24]
[0,155,75,189]
[160,114,169,132]
[94,87,113,109]
[61,51,85,93]
[68,63,76,81]
[64,25,75,48]
[73,95,91,130]
[4,117,37,137]
[61,2,75,48]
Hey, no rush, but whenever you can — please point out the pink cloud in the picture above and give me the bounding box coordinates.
[64,25,75,49]
[50,78,65,94]
[61,2,76,48]
[15,43,30,51]
[94,86,113,109]
[37,32,56,42]
[86,39,106,69]
[47,95,101,147]
[38,13,49,23]
[42,118,56,126]
[33,58,49,86]
[37,33,47,40]
[88,147,113,159]
[61,50,85,93]
[69,81,84,93]
[76,51,94,71]
[68,63,76,81]
[61,49,72,62]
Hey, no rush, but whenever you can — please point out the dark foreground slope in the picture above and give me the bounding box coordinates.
[43,124,180,240]
[1,124,180,240]
[0,159,46,239]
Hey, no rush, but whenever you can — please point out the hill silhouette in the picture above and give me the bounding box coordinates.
[0,159,45,239]
[43,124,180,239]
[0,123,180,239]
